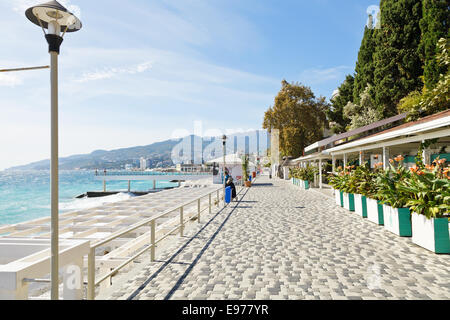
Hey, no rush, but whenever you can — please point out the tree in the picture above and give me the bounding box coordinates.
[263,80,329,158]
[353,25,376,104]
[373,0,423,117]
[398,38,450,120]
[326,74,354,133]
[344,85,383,130]
[419,0,450,89]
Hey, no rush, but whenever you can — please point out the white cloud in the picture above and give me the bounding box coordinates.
[11,0,36,13]
[299,66,353,85]
[12,0,81,18]
[0,73,23,87]
[75,61,152,83]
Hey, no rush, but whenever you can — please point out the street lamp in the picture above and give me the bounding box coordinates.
[222,135,227,202]
[25,0,82,300]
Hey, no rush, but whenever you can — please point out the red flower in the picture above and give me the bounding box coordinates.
[410,166,419,173]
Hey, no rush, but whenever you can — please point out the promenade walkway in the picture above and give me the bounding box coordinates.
[108,176,450,300]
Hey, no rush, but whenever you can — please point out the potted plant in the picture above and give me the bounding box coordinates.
[242,155,251,187]
[353,163,374,218]
[365,162,385,225]
[341,165,357,212]
[375,156,412,237]
[397,158,450,253]
[328,167,345,207]
[290,166,315,190]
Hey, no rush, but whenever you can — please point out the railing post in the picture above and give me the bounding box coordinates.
[216,190,219,207]
[87,247,95,300]
[180,206,184,237]
[209,193,212,214]
[197,198,201,223]
[150,220,156,262]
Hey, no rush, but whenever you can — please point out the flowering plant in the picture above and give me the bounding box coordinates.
[396,157,450,218]
[375,155,412,208]
[290,165,317,182]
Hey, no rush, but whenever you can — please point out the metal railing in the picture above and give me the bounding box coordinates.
[86,179,245,300]
[95,171,212,177]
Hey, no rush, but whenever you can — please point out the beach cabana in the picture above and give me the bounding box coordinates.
[207,153,256,182]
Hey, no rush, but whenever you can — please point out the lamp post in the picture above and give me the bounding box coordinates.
[222,135,227,201]
[25,0,82,300]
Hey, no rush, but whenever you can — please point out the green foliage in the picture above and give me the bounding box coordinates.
[397,90,423,120]
[343,86,383,130]
[290,166,317,183]
[330,157,450,218]
[375,162,412,208]
[419,0,450,89]
[396,159,450,218]
[353,26,376,104]
[263,80,329,158]
[353,163,378,198]
[398,38,450,121]
[242,155,250,181]
[373,0,424,117]
[327,75,354,134]
[328,165,354,193]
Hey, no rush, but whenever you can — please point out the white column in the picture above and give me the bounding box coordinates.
[422,141,430,165]
[319,159,323,189]
[332,155,336,173]
[343,154,347,167]
[383,147,390,170]
[50,49,59,301]
[314,161,317,188]
[359,151,364,167]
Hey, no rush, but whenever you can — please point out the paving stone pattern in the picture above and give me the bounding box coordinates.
[109,177,450,300]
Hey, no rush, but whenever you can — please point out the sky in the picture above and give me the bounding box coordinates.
[0,0,380,170]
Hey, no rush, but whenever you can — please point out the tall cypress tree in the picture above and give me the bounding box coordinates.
[326,75,354,133]
[373,0,423,117]
[353,25,376,104]
[419,0,450,89]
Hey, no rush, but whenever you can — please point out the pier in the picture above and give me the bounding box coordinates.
[0,183,232,299]
[94,171,213,192]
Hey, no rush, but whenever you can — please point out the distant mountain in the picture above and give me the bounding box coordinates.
[6,130,269,171]
[6,139,181,171]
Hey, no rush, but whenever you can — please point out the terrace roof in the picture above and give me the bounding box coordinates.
[304,113,407,152]
[324,110,450,156]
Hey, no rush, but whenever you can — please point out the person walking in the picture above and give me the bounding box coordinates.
[225,175,237,201]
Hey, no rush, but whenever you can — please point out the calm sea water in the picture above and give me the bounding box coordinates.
[0,170,177,226]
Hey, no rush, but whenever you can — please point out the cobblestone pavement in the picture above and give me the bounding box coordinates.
[109,177,450,300]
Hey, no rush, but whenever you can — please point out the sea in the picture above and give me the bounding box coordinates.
[0,170,178,226]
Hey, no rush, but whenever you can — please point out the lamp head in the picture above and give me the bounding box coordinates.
[25,1,82,34]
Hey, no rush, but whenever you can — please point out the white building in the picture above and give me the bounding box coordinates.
[139,157,147,170]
